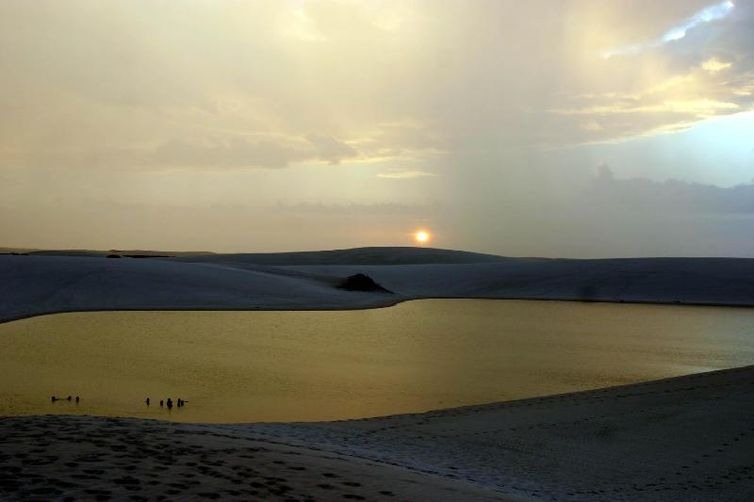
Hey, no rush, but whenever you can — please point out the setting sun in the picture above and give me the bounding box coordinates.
[414,230,431,245]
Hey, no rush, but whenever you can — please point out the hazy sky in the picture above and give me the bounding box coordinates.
[1,0,753,256]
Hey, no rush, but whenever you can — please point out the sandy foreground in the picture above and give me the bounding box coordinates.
[2,365,753,501]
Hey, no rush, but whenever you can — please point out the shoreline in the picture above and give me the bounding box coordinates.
[5,362,752,424]
[3,294,754,326]
[3,364,753,500]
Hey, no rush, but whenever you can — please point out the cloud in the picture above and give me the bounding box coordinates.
[554,99,739,116]
[590,166,754,214]
[1,0,751,167]
[151,134,358,169]
[305,134,358,164]
[152,138,303,169]
[3,0,754,256]
[701,57,733,73]
[273,201,432,215]
[661,1,735,41]
[603,1,735,58]
[580,120,603,132]
[376,169,436,179]
[549,52,754,144]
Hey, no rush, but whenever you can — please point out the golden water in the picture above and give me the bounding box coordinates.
[1,300,753,423]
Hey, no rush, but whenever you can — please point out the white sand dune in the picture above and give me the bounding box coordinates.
[1,365,752,500]
[0,254,390,323]
[262,364,754,500]
[3,247,754,322]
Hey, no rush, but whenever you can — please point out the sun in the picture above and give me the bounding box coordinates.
[413,229,431,245]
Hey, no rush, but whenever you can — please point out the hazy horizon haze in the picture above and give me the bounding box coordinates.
[2,0,753,257]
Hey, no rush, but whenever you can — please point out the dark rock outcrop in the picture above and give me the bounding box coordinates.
[337,273,392,293]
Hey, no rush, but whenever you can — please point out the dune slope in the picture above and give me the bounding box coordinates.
[2,366,752,501]
[0,255,392,322]
[3,249,754,322]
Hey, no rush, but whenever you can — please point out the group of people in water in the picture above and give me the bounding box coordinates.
[145,397,187,410]
[50,395,79,403]
[49,394,189,411]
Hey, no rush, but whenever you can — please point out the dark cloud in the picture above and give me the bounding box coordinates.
[590,166,754,213]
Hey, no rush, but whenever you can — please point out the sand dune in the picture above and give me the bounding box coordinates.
[0,254,391,323]
[2,365,752,500]
[168,246,505,266]
[3,248,754,322]
[281,257,754,304]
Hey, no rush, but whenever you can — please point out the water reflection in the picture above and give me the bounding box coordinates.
[1,300,753,423]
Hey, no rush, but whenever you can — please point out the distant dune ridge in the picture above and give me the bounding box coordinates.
[2,246,754,323]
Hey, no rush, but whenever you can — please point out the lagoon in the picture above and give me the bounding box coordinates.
[1,300,753,422]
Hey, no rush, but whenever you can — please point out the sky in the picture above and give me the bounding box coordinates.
[1,0,753,257]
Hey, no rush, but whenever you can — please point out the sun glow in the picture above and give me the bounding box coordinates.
[414,229,431,245]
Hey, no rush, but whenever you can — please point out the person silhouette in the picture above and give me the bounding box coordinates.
[51,396,57,403]
[145,397,150,406]
[159,400,164,407]
[166,398,173,410]
[75,396,80,404]
[66,395,72,402]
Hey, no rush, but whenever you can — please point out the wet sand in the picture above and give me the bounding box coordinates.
[2,365,753,501]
